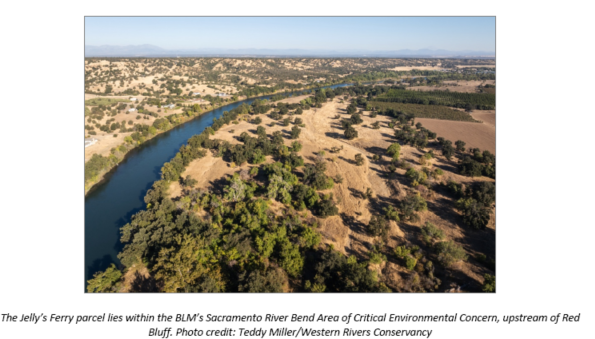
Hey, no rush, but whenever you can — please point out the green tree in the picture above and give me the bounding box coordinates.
[435,241,468,267]
[355,153,364,166]
[344,126,358,140]
[482,274,496,292]
[86,264,122,293]
[153,234,218,293]
[290,126,301,139]
[386,143,401,161]
[455,140,466,152]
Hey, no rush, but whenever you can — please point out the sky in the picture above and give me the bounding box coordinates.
[85,17,495,52]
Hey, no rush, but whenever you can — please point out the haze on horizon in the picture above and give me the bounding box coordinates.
[85,17,495,56]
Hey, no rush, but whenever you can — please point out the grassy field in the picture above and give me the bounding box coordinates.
[85,106,90,116]
[369,101,480,122]
[85,98,129,106]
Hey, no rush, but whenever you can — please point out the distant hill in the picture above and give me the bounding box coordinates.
[84,45,494,58]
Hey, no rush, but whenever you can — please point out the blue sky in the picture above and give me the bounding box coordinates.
[85,17,495,52]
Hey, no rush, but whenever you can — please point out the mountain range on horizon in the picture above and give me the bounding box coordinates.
[85,44,495,58]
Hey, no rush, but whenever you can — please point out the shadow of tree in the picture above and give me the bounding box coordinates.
[129,271,158,292]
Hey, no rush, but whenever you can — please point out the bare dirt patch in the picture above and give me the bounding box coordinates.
[416,117,495,154]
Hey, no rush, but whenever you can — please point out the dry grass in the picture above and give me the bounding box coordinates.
[168,96,495,290]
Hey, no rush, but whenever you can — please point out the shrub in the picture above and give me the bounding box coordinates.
[446,180,465,197]
[435,241,468,267]
[421,222,444,244]
[383,205,399,221]
[291,141,302,152]
[405,256,417,271]
[253,117,262,124]
[405,168,428,187]
[386,143,401,160]
[399,193,427,222]
[355,154,364,166]
[367,215,389,238]
[394,246,411,259]
[482,274,495,292]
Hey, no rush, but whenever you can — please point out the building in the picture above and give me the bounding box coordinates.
[128,108,136,112]
[163,104,176,109]
[192,92,201,96]
[129,97,137,101]
[216,93,229,97]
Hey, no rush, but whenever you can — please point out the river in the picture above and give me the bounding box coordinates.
[84,83,352,289]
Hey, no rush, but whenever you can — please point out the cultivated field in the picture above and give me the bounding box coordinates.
[416,115,496,154]
[412,80,496,93]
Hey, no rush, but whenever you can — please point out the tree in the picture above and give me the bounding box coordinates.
[470,181,496,206]
[367,215,389,238]
[153,234,217,293]
[271,131,284,145]
[435,241,468,267]
[256,125,267,138]
[399,193,427,222]
[350,113,363,125]
[386,143,401,161]
[455,140,466,152]
[344,126,358,140]
[315,194,339,218]
[252,149,266,164]
[459,199,491,230]
[459,156,483,177]
[182,175,198,188]
[482,274,496,292]
[253,117,262,125]
[87,264,122,293]
[355,154,364,166]
[238,269,285,292]
[442,141,455,161]
[291,141,302,152]
[290,126,301,139]
[224,174,247,202]
[421,222,444,245]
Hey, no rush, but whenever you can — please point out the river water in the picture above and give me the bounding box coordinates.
[84,84,352,289]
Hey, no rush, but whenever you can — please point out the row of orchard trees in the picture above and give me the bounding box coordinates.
[375,88,495,110]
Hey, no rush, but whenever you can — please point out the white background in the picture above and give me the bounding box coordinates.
[0,1,593,338]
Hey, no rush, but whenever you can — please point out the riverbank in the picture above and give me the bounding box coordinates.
[84,82,358,195]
